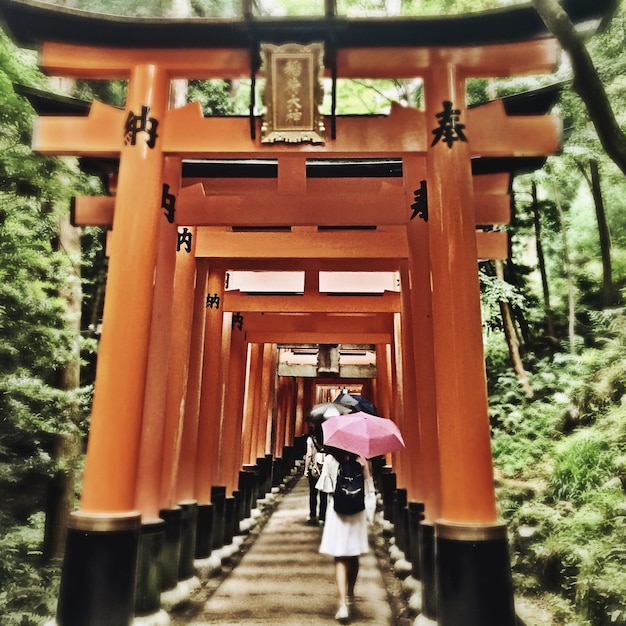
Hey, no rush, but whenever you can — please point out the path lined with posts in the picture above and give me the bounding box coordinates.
[172,474,398,625]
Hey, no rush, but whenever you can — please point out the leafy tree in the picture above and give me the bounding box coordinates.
[0,28,97,622]
[532,0,626,178]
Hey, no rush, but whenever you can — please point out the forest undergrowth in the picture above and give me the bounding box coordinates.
[490,309,626,626]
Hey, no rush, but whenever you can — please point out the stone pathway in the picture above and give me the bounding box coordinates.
[174,475,396,625]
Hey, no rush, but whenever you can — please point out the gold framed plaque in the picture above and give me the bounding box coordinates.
[260,42,325,144]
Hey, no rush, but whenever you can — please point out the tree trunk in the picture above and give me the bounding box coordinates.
[575,158,617,307]
[44,211,82,559]
[531,180,556,340]
[531,0,626,178]
[552,179,577,354]
[495,260,533,399]
[43,432,80,559]
[589,159,617,307]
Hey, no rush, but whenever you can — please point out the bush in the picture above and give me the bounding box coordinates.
[0,513,59,626]
[550,430,615,504]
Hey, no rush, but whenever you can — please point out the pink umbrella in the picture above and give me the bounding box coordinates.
[321,411,405,459]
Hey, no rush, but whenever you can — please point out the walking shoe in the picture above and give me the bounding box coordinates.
[335,603,349,622]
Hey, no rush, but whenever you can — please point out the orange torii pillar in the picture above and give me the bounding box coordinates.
[240,342,272,501]
[218,312,248,544]
[275,375,298,480]
[397,265,423,497]
[294,376,306,437]
[242,342,263,467]
[176,258,209,577]
[424,64,514,626]
[373,343,393,425]
[404,155,442,620]
[282,377,299,453]
[260,343,279,489]
[55,65,169,626]
[387,303,418,557]
[394,261,427,578]
[133,158,180,619]
[158,226,199,593]
[194,267,227,557]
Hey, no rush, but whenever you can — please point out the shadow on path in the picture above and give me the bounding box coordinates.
[171,474,409,625]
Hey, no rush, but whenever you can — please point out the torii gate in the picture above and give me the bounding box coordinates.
[0,1,615,625]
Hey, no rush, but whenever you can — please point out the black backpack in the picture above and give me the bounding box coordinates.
[333,458,365,515]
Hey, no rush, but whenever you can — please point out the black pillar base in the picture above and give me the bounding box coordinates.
[223,496,235,545]
[272,457,285,487]
[393,488,408,553]
[419,521,437,622]
[210,486,226,551]
[282,444,295,472]
[294,434,307,459]
[159,506,182,592]
[56,511,140,626]
[178,501,198,581]
[239,469,253,519]
[380,470,396,521]
[232,489,244,526]
[194,503,214,559]
[436,522,516,626]
[135,519,165,617]
[263,454,274,494]
[407,501,425,579]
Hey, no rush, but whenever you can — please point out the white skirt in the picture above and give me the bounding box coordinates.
[319,496,369,557]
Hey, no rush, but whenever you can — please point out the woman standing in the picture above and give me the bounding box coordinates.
[315,447,376,622]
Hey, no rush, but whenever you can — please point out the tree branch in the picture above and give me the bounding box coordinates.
[532,0,626,177]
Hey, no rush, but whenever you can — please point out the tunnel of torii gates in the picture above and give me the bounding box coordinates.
[0,0,617,625]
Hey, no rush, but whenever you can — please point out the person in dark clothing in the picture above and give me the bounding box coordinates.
[304,426,327,524]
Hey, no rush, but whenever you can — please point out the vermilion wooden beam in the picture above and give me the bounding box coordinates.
[473,172,510,195]
[336,40,559,79]
[173,188,407,226]
[185,177,400,195]
[162,102,426,158]
[246,330,391,344]
[467,100,561,157]
[34,100,127,157]
[243,314,392,355]
[243,312,393,333]
[33,101,427,157]
[35,102,558,162]
[71,178,509,228]
[40,42,252,79]
[37,39,558,80]
[71,199,508,260]
[475,195,510,226]
[194,226,409,262]
[224,291,401,314]
[476,230,508,260]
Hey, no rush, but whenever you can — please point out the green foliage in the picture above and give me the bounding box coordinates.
[480,265,526,331]
[489,355,571,478]
[188,79,238,115]
[342,0,522,17]
[494,312,626,624]
[0,21,96,624]
[0,513,59,626]
[549,430,615,504]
